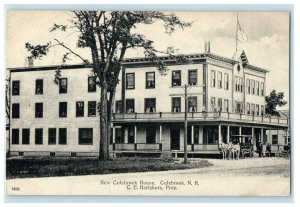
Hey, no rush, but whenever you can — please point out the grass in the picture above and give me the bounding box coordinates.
[6,157,212,179]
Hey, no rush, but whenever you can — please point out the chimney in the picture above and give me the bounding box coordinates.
[25,57,34,67]
[204,41,211,53]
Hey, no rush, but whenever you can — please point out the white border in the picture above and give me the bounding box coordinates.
[1,0,298,206]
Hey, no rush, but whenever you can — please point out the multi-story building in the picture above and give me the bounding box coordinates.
[7,44,289,157]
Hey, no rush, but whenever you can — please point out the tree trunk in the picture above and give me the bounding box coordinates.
[99,82,109,160]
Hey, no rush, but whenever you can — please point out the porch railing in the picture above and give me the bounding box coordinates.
[113,111,288,126]
[113,143,162,151]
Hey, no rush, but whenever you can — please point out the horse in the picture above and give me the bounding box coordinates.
[219,142,229,160]
[232,143,241,160]
[227,142,235,160]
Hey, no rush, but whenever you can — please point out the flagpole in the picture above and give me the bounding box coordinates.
[236,12,238,51]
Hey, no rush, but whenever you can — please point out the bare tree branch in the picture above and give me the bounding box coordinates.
[54,38,88,63]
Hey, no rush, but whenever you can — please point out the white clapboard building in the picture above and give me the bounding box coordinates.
[7,43,289,157]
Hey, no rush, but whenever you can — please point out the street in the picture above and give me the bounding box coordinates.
[6,157,290,196]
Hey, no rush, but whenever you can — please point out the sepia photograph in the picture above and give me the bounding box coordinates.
[5,10,290,196]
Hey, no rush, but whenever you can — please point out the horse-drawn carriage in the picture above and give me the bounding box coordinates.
[231,135,254,158]
[219,135,253,159]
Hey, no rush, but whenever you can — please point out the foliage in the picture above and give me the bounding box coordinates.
[6,157,212,179]
[265,90,287,116]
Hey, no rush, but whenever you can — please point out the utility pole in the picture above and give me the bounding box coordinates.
[184,84,188,164]
[169,84,202,164]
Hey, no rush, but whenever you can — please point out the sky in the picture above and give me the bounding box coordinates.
[6,11,290,109]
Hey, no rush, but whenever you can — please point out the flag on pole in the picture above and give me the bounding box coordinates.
[237,19,248,42]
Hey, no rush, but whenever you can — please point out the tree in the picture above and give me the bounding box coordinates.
[6,77,10,156]
[265,89,287,116]
[25,11,191,160]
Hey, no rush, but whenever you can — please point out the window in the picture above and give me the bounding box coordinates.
[22,129,30,145]
[12,80,20,95]
[224,99,229,112]
[172,71,181,86]
[211,97,216,111]
[128,126,135,144]
[79,128,93,145]
[217,98,222,111]
[251,80,255,94]
[48,128,56,145]
[145,98,156,113]
[12,103,20,118]
[235,77,243,92]
[246,103,251,115]
[115,100,123,113]
[260,82,264,96]
[146,72,155,88]
[188,70,197,85]
[59,78,68,93]
[35,79,43,94]
[235,101,243,113]
[126,73,135,89]
[88,77,96,92]
[217,72,222,88]
[88,101,96,116]
[146,126,156,144]
[224,73,229,90]
[246,79,250,94]
[59,128,67,145]
[256,81,260,95]
[272,135,278,145]
[76,102,84,117]
[211,71,216,87]
[35,103,43,118]
[35,128,43,145]
[203,126,218,144]
[261,105,265,116]
[251,104,255,115]
[188,97,197,112]
[172,97,181,112]
[12,129,19,145]
[126,99,135,113]
[59,102,67,117]
[255,104,260,116]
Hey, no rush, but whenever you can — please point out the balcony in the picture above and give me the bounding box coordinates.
[112,111,288,127]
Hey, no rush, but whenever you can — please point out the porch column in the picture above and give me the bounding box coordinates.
[252,127,256,150]
[199,126,203,144]
[134,125,137,143]
[191,125,194,144]
[124,127,128,143]
[159,125,162,143]
[218,125,222,144]
[239,126,242,143]
[268,128,271,144]
[227,125,230,143]
[112,126,116,143]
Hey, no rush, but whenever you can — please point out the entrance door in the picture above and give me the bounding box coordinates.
[170,128,180,150]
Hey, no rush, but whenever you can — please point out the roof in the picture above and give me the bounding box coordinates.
[278,110,289,118]
[7,52,268,73]
[232,50,249,65]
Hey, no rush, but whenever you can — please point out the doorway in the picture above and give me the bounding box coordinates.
[170,128,180,150]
